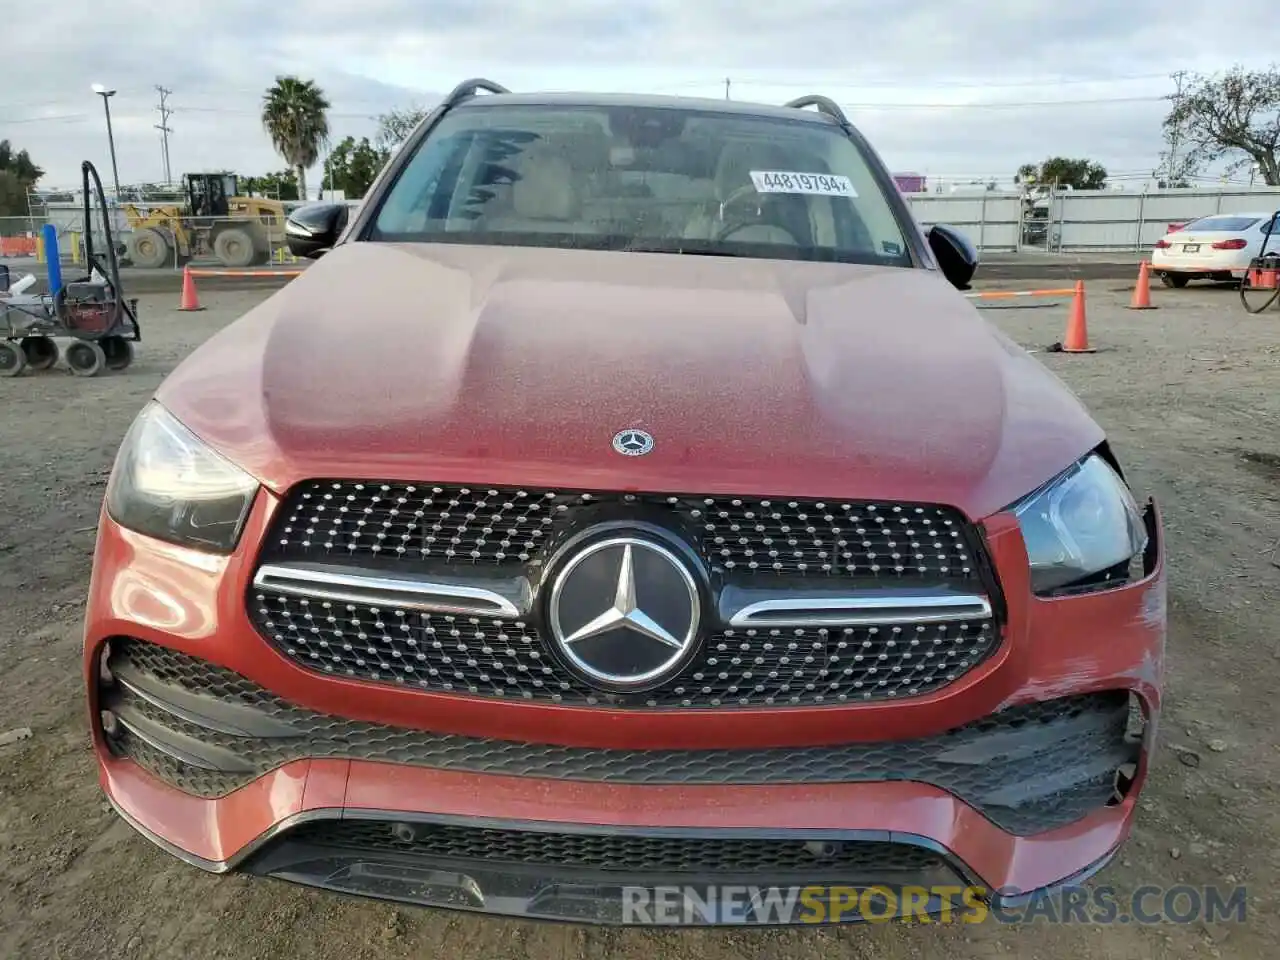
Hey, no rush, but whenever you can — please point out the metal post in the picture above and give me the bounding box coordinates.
[1136,190,1146,251]
[1056,188,1067,253]
[155,85,174,184]
[1015,192,1025,252]
[977,191,987,252]
[93,87,122,199]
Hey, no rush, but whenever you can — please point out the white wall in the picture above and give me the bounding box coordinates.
[903,187,1280,252]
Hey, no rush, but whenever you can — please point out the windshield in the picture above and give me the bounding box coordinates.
[369,103,911,266]
[1185,215,1261,232]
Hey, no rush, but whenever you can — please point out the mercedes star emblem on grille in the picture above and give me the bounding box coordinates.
[547,535,700,691]
[611,429,654,456]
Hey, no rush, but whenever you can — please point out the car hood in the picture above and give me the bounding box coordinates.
[156,242,1104,520]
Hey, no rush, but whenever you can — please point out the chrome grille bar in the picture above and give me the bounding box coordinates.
[252,563,529,619]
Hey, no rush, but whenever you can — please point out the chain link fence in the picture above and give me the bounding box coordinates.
[0,209,303,270]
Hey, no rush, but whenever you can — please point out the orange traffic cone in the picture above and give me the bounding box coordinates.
[1127,260,1157,310]
[178,266,205,312]
[1062,280,1095,353]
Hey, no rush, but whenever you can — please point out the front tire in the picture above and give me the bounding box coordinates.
[21,336,58,370]
[65,340,106,377]
[213,227,257,268]
[101,336,135,371]
[0,340,26,377]
[126,228,170,269]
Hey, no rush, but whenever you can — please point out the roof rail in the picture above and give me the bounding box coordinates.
[443,78,510,108]
[782,95,849,127]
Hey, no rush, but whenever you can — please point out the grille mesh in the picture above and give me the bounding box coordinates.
[263,480,983,579]
[249,589,997,707]
[104,639,1134,836]
[283,820,949,875]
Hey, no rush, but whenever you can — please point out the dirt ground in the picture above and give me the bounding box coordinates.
[1,277,1278,960]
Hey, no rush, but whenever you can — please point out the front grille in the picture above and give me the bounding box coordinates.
[102,639,1137,835]
[250,590,997,707]
[279,820,947,875]
[262,481,984,579]
[251,480,1000,708]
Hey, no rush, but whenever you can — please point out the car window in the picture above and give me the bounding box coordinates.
[1260,215,1280,235]
[369,103,911,266]
[1185,215,1261,232]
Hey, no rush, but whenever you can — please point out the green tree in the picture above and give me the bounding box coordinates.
[0,140,43,185]
[0,140,43,215]
[261,76,331,200]
[375,105,430,151]
[242,170,300,201]
[1015,158,1108,190]
[0,171,29,217]
[1165,65,1280,186]
[321,136,388,198]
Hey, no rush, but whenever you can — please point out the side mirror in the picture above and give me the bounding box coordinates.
[285,203,349,259]
[927,224,978,291]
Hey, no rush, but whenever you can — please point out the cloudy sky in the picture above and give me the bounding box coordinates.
[4,1,1276,194]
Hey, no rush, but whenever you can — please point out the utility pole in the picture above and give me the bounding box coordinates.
[1167,70,1187,186]
[155,85,174,184]
[724,77,731,100]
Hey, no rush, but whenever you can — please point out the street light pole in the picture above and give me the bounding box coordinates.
[91,84,122,199]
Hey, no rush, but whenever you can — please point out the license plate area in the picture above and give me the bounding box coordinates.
[1182,244,1201,253]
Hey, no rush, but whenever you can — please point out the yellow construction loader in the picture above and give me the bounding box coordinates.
[121,173,288,268]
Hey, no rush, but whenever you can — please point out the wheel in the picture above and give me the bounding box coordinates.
[100,336,135,371]
[213,227,257,268]
[1159,273,1189,288]
[20,336,58,371]
[126,228,170,269]
[64,340,106,377]
[0,340,26,377]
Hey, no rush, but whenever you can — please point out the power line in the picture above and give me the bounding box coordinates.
[173,105,378,120]
[841,95,1168,109]
[0,113,91,124]
[653,71,1174,92]
[155,85,174,183]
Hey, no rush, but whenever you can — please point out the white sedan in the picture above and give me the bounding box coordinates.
[1151,211,1280,287]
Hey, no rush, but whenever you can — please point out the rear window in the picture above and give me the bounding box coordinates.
[1184,216,1261,232]
[368,103,911,267]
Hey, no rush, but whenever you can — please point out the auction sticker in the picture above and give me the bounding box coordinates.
[750,171,858,197]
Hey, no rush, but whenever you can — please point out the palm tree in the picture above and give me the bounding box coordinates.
[261,76,331,201]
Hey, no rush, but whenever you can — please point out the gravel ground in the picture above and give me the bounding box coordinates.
[1,277,1278,959]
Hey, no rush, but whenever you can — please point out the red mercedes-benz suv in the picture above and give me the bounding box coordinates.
[85,80,1165,925]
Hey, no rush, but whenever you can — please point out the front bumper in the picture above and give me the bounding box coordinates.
[84,493,1166,925]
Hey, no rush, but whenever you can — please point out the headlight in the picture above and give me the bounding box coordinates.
[1013,454,1148,595]
[105,402,259,553]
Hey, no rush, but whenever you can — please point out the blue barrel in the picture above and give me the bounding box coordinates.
[42,224,62,294]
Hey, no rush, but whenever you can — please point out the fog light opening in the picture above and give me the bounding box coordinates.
[99,642,114,687]
[391,822,418,844]
[1108,762,1138,806]
[100,709,123,750]
[1125,692,1148,742]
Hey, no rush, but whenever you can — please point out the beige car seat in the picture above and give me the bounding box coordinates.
[477,139,594,234]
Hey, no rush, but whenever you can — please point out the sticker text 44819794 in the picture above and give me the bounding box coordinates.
[750,171,858,198]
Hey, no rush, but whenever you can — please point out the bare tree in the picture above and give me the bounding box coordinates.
[1165,66,1280,185]
[376,106,430,152]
